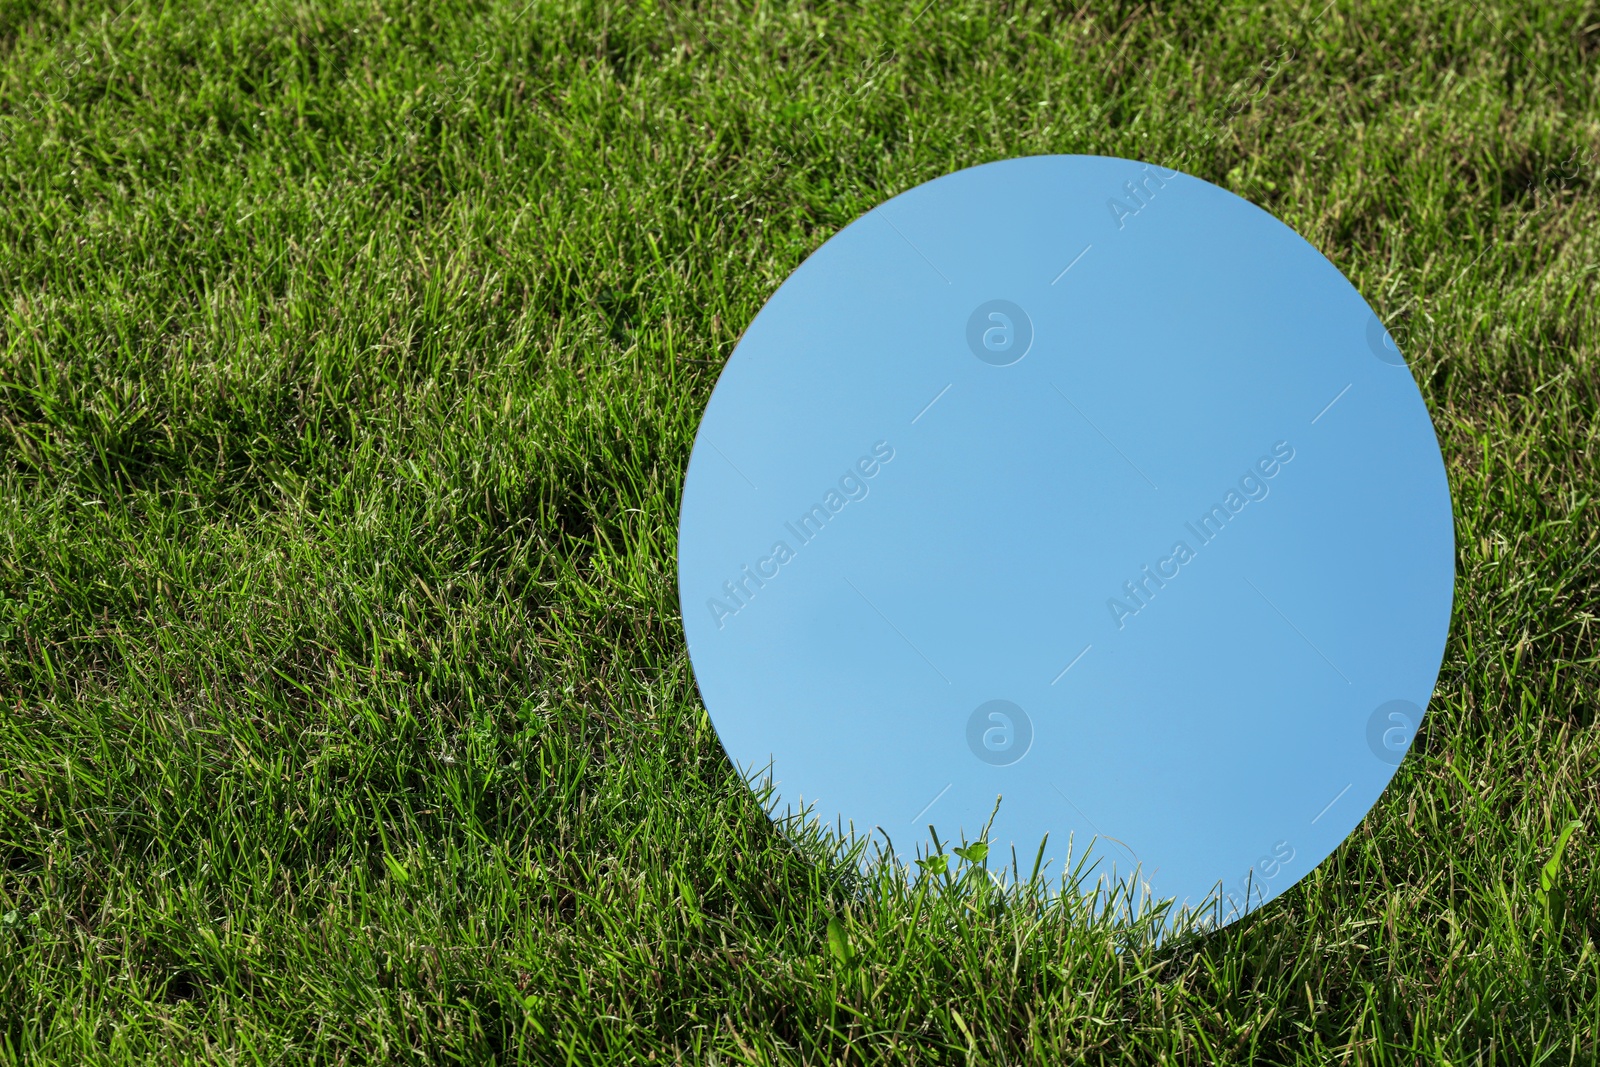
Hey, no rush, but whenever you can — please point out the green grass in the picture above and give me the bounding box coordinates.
[1,0,1598,1061]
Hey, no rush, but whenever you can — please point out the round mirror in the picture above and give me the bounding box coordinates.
[677,155,1453,933]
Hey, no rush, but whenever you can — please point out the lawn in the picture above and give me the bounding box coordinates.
[1,0,1597,1062]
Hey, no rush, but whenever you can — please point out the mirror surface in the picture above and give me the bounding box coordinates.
[678,155,1454,932]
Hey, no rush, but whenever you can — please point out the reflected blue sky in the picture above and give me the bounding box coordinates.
[678,155,1454,933]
